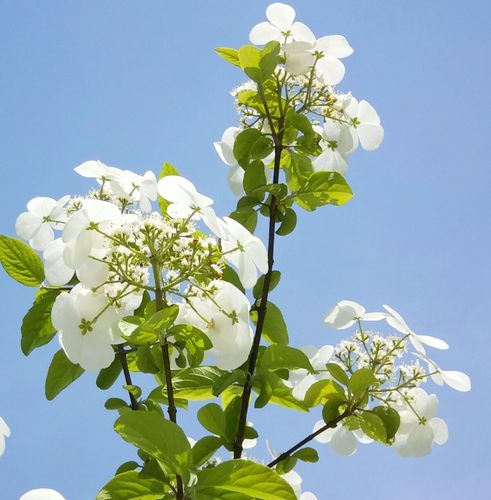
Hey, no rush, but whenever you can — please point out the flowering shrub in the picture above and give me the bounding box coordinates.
[0,3,470,499]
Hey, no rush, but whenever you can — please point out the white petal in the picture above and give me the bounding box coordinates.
[429,418,448,445]
[227,166,245,196]
[323,300,366,329]
[285,51,315,75]
[313,345,334,366]
[441,370,471,392]
[316,56,345,86]
[300,493,318,500]
[357,123,384,151]
[62,210,90,243]
[79,334,115,372]
[266,2,296,30]
[237,254,258,289]
[16,212,42,240]
[0,416,10,438]
[330,427,358,456]
[417,334,449,350]
[292,374,318,401]
[27,197,57,217]
[29,223,54,251]
[406,425,434,457]
[361,312,386,321]
[20,489,65,500]
[316,35,353,58]
[249,22,282,45]
[77,258,109,289]
[74,160,108,178]
[313,420,335,444]
[291,22,316,43]
[246,238,268,274]
[51,293,78,333]
[358,100,380,125]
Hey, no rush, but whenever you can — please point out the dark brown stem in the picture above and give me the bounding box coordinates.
[267,410,350,468]
[117,345,138,410]
[233,131,283,458]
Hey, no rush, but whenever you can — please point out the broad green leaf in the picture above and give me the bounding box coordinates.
[276,208,297,236]
[238,45,262,82]
[45,349,84,400]
[253,371,309,412]
[275,456,297,475]
[224,396,242,444]
[303,379,345,407]
[21,289,59,355]
[261,345,313,372]
[254,377,273,408]
[96,470,167,500]
[322,393,348,423]
[348,368,379,399]
[292,447,319,463]
[359,411,387,443]
[295,171,353,210]
[0,235,44,286]
[124,305,179,345]
[372,406,401,441]
[259,301,289,345]
[326,363,350,386]
[253,271,281,300]
[171,366,227,401]
[105,398,128,410]
[285,109,315,145]
[243,161,267,198]
[212,370,246,397]
[196,459,296,500]
[198,403,226,437]
[114,410,192,483]
[282,152,312,192]
[97,357,123,390]
[229,206,258,233]
[115,461,139,475]
[215,47,241,67]
[259,41,281,81]
[192,435,223,467]
[222,265,245,293]
[233,128,274,168]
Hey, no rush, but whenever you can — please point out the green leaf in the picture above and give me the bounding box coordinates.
[212,370,246,397]
[96,470,167,500]
[275,208,297,236]
[215,47,241,67]
[45,349,84,400]
[229,206,258,233]
[261,345,313,372]
[124,305,179,345]
[198,403,226,437]
[253,271,281,300]
[275,457,297,475]
[105,398,128,410]
[21,290,59,355]
[259,41,281,81]
[372,406,401,441]
[233,128,274,168]
[348,368,379,399]
[114,410,192,483]
[322,393,348,423]
[171,366,227,401]
[295,171,353,210]
[238,45,262,82]
[243,161,267,197]
[303,379,345,407]
[326,363,350,386]
[253,372,309,412]
[97,357,123,390]
[260,301,289,345]
[359,411,387,443]
[222,265,245,293]
[192,435,223,467]
[291,447,319,463]
[115,461,139,475]
[0,235,44,286]
[254,378,273,408]
[283,152,312,192]
[285,109,315,146]
[196,459,297,500]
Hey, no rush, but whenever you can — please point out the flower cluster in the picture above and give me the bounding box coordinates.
[214,2,384,193]
[304,300,470,457]
[15,161,267,372]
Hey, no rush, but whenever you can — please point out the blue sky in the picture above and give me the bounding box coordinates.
[1,1,490,498]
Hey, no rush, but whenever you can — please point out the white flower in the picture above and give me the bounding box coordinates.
[19,489,65,500]
[312,121,355,175]
[417,354,471,392]
[392,388,448,457]
[219,217,268,289]
[177,282,253,370]
[343,97,384,151]
[324,300,385,329]
[214,127,246,196]
[51,285,126,371]
[42,239,75,286]
[382,304,449,354]
[288,345,334,401]
[0,416,11,457]
[249,3,315,46]
[313,420,371,456]
[281,470,318,500]
[284,36,353,85]
[109,169,158,212]
[16,196,70,250]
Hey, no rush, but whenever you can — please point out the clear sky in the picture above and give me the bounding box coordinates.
[1,1,490,498]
